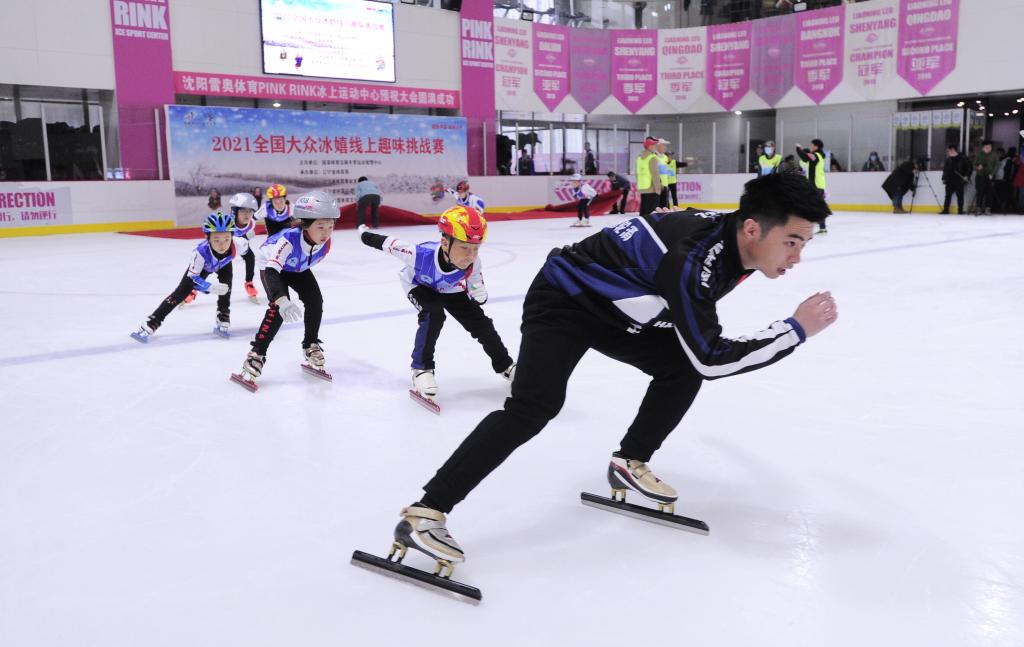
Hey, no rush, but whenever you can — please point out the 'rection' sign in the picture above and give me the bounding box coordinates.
[0,187,72,227]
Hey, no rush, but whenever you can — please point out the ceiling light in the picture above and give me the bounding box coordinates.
[956,101,964,107]
[734,110,742,115]
[272,101,281,108]
[1005,112,1011,116]
[976,99,982,103]
[1014,109,1020,115]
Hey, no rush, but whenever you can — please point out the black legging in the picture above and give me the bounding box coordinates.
[615,187,630,214]
[251,269,323,355]
[422,273,702,513]
[667,183,678,208]
[356,194,381,228]
[639,192,660,217]
[576,198,591,221]
[407,285,513,373]
[147,265,232,330]
[241,248,255,283]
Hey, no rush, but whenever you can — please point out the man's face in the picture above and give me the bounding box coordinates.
[442,237,480,269]
[657,143,667,154]
[741,216,815,279]
[209,231,232,254]
[271,196,287,211]
[235,208,253,226]
[948,148,957,157]
[304,219,334,244]
[983,144,992,154]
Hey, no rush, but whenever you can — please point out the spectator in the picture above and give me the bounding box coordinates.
[635,136,662,217]
[207,189,221,211]
[997,147,1016,213]
[862,152,885,172]
[355,176,382,228]
[756,141,781,176]
[830,156,844,172]
[940,144,970,215]
[607,170,631,214]
[252,186,263,208]
[973,140,999,215]
[665,151,686,208]
[1013,147,1024,214]
[518,149,535,176]
[750,144,764,173]
[796,139,828,231]
[882,159,921,213]
[701,0,715,26]
[584,142,598,175]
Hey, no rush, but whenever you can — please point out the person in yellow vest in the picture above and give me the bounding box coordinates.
[656,138,671,208]
[758,140,783,176]
[796,139,829,233]
[635,136,662,217]
[664,151,687,209]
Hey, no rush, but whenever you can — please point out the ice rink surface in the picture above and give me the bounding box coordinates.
[1,211,1022,646]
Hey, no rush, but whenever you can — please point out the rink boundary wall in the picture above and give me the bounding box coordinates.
[0,172,944,238]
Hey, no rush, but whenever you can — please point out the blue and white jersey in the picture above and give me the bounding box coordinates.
[573,183,598,201]
[455,192,486,216]
[370,236,484,296]
[258,201,292,223]
[257,227,331,273]
[540,209,806,380]
[186,237,249,276]
[233,216,256,241]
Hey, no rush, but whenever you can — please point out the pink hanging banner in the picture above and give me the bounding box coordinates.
[533,24,570,111]
[570,29,612,113]
[844,0,899,99]
[796,6,845,104]
[611,30,658,113]
[751,15,796,106]
[706,24,751,111]
[897,0,959,95]
[109,0,175,180]
[459,0,496,174]
[174,72,459,109]
[657,27,706,112]
[494,19,532,109]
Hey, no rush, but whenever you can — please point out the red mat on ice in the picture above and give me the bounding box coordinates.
[120,191,624,239]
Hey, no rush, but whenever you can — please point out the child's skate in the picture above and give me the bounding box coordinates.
[301,342,332,381]
[230,351,264,393]
[409,369,440,414]
[130,322,155,344]
[351,505,480,603]
[213,314,230,339]
[244,281,259,303]
[580,454,709,534]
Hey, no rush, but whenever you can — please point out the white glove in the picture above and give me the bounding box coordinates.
[275,297,303,323]
[209,282,230,296]
[446,187,458,197]
[357,224,369,233]
[467,280,488,304]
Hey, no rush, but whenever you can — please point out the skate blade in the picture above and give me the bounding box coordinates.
[300,363,333,381]
[409,389,440,414]
[129,332,149,344]
[350,550,481,604]
[213,327,230,339]
[230,373,258,393]
[580,492,709,534]
[248,296,259,304]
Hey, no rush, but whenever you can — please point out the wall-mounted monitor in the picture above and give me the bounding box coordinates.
[261,0,396,83]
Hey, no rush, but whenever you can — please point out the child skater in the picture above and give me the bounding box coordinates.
[228,192,261,302]
[130,213,246,343]
[447,180,486,216]
[257,183,296,237]
[569,173,598,227]
[231,191,339,392]
[358,205,515,413]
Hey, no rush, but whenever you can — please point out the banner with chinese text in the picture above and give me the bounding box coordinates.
[166,105,467,226]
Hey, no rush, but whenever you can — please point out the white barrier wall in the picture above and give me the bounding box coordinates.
[0,181,175,237]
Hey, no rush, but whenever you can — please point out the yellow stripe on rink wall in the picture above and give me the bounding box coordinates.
[0,220,175,238]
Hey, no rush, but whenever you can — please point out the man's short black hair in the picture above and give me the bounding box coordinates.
[948,144,958,151]
[606,171,616,177]
[811,138,824,149]
[982,139,993,147]
[738,173,831,233]
[357,176,368,182]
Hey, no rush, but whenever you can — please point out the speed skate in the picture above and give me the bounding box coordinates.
[409,389,441,414]
[580,491,709,534]
[229,372,258,393]
[350,547,481,604]
[300,363,333,382]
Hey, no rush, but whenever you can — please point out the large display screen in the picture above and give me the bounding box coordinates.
[261,0,396,83]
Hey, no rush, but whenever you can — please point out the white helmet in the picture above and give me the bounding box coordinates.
[292,190,340,220]
[570,173,582,181]
[228,192,258,211]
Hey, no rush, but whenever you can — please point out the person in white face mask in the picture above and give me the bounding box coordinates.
[758,140,783,176]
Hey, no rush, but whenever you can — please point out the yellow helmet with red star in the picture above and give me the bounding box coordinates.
[438,205,486,244]
[266,184,287,199]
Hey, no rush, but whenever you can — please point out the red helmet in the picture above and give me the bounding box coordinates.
[266,183,287,199]
[438,205,486,243]
[455,180,470,193]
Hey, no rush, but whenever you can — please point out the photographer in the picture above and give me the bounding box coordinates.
[940,145,970,215]
[882,158,922,214]
[973,140,999,215]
